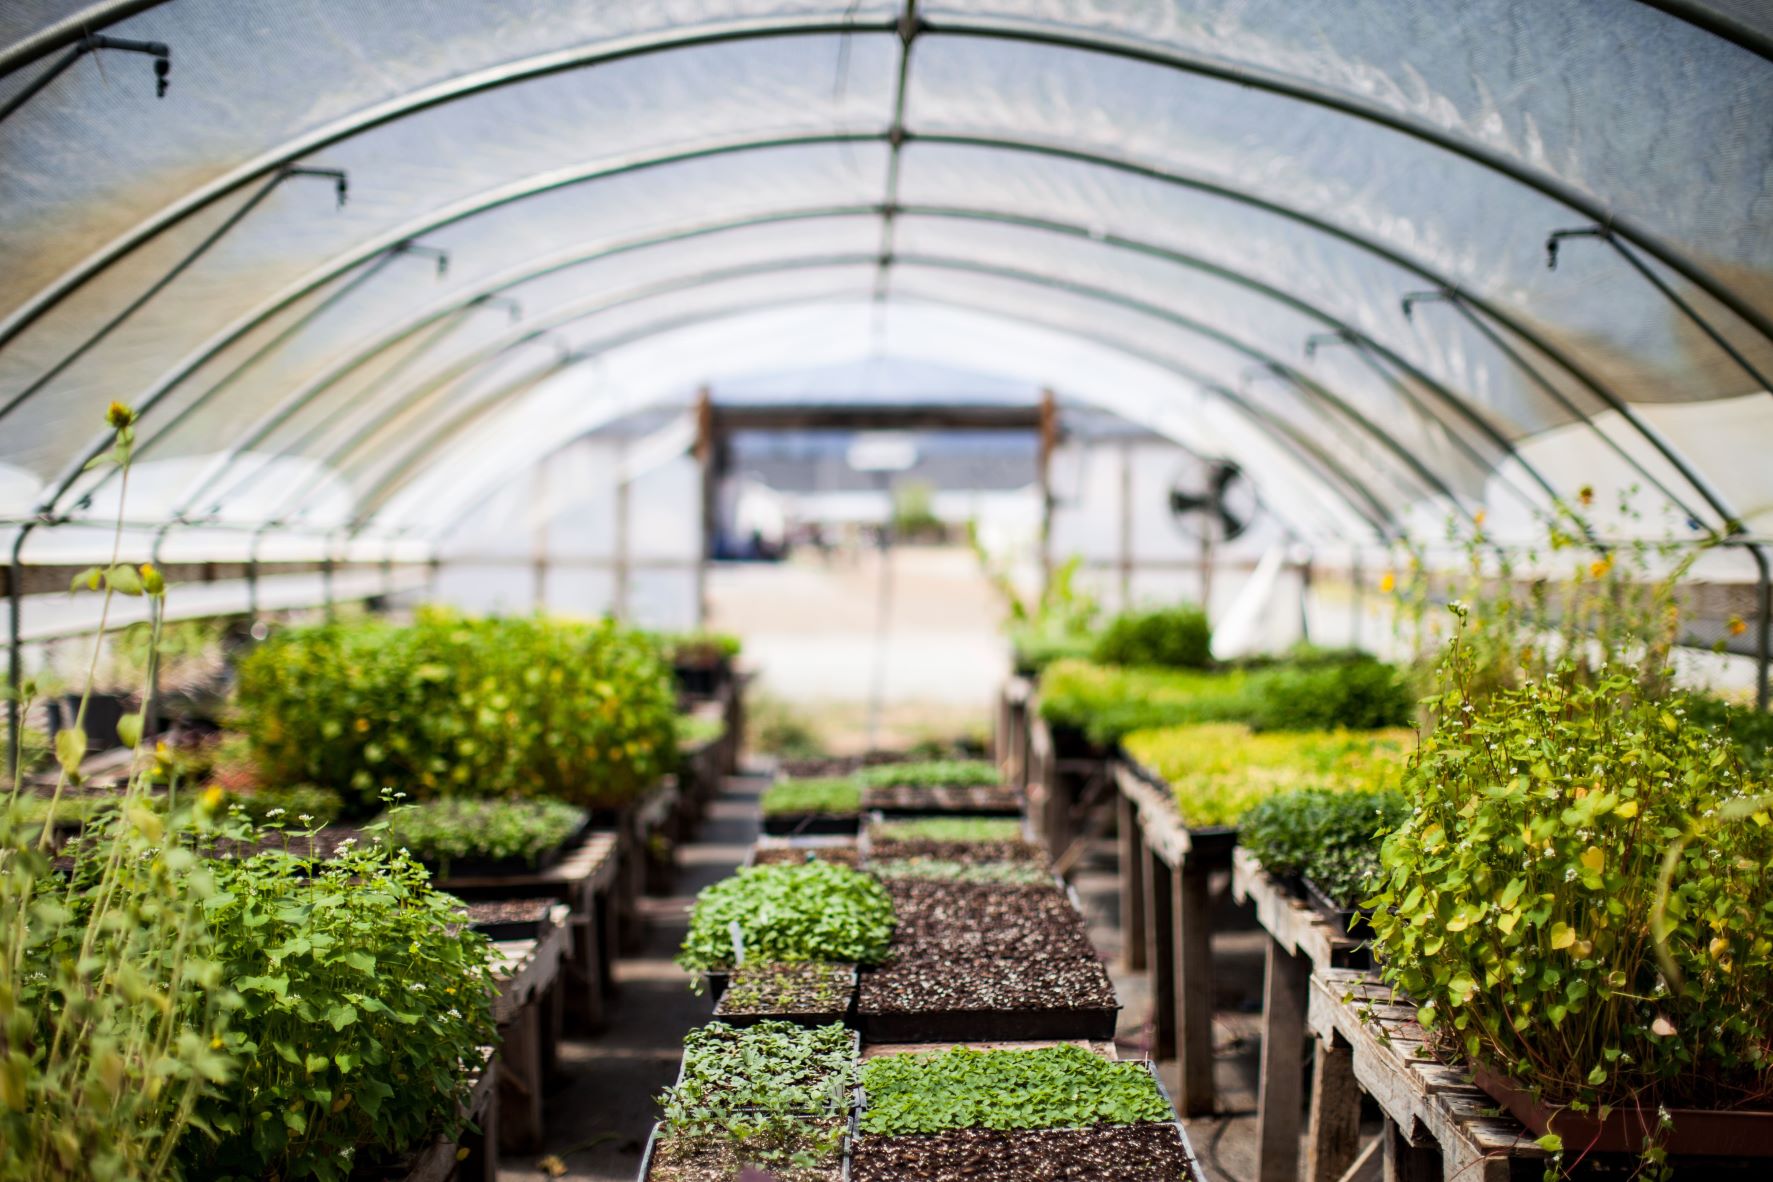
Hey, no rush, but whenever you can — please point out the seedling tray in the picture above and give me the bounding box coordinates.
[1301,875,1376,942]
[420,841,566,880]
[761,812,862,837]
[669,1028,863,1110]
[857,1003,1118,1044]
[711,966,860,1028]
[464,897,556,941]
[638,1120,852,1182]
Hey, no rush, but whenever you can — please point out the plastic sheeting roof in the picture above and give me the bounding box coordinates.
[2,0,1771,560]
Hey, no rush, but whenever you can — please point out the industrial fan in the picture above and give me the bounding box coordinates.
[1168,460,1257,543]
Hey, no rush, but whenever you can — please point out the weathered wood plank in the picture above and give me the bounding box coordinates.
[1145,843,1176,1060]
[1175,857,1216,1115]
[1308,1036,1365,1182]
[1256,938,1311,1182]
[1119,788,1148,973]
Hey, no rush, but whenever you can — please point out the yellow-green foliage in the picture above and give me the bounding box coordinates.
[1122,722,1414,828]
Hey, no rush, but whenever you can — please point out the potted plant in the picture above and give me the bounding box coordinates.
[760,777,861,836]
[852,1043,1201,1180]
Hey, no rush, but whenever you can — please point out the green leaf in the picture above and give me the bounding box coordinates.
[116,712,142,750]
[54,726,87,770]
[68,566,103,592]
[1536,1133,1564,1153]
[104,563,143,596]
[324,1003,357,1031]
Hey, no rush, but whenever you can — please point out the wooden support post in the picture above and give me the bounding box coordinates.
[460,1089,499,1182]
[1144,847,1176,1061]
[543,980,565,1080]
[1256,937,1311,1182]
[1381,1117,1439,1182]
[1037,388,1057,591]
[1042,753,1072,864]
[596,887,620,995]
[497,1001,544,1153]
[1119,790,1147,972]
[1174,856,1216,1115]
[1306,1035,1364,1182]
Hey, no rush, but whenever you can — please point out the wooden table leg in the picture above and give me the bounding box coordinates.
[1382,1117,1439,1182]
[497,1000,544,1154]
[1306,1034,1363,1182]
[1256,936,1310,1182]
[461,1079,499,1182]
[1174,855,1216,1116]
[1119,792,1147,972]
[1144,846,1176,1061]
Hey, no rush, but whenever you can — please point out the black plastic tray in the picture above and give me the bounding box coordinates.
[638,1121,851,1182]
[857,1003,1119,1044]
[712,966,860,1027]
[762,812,862,837]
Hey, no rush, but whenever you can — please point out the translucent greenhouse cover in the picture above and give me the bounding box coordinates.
[1,0,1770,563]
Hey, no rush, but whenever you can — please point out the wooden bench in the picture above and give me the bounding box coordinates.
[490,903,572,1153]
[1306,968,1549,1182]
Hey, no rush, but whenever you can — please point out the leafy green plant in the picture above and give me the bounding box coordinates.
[234,611,677,815]
[1091,605,1212,670]
[1037,659,1250,746]
[1681,692,1773,778]
[1369,649,1773,1139]
[1245,656,1414,732]
[678,862,895,976]
[760,778,860,817]
[858,1043,1171,1135]
[1,404,236,1182]
[675,713,726,751]
[852,759,999,789]
[869,816,1024,844]
[660,631,742,665]
[869,857,1054,886]
[383,797,586,868]
[657,1021,854,1176]
[1122,723,1412,829]
[184,838,497,1180]
[1239,786,1407,909]
[227,784,345,828]
[715,965,854,1016]
[981,552,1100,675]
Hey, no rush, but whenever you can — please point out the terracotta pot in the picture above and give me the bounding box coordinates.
[1471,1063,1773,1157]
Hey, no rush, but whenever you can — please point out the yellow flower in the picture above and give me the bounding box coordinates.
[1728,615,1748,637]
[138,562,165,596]
[210,1036,224,1049]
[201,785,225,812]
[1473,509,1487,527]
[1589,556,1613,579]
[1378,571,1397,594]
[106,401,135,429]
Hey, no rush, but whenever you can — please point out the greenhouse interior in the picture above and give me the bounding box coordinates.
[3,2,1772,1181]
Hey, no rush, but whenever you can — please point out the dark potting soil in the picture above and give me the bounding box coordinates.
[851,1123,1198,1182]
[860,784,1022,813]
[886,880,1096,961]
[778,753,908,778]
[715,964,856,1016]
[647,1119,846,1182]
[868,837,1045,865]
[462,897,552,926]
[751,845,862,867]
[859,956,1116,1014]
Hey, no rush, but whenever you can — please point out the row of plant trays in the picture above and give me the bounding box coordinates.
[762,787,1025,836]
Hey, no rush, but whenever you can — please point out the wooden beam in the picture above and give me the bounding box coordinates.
[1256,937,1311,1182]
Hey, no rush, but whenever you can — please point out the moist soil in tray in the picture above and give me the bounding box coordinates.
[867,837,1044,866]
[860,785,1022,817]
[858,956,1118,1042]
[713,964,857,1027]
[641,1119,847,1182]
[885,880,1096,961]
[462,896,554,940]
[750,845,862,868]
[761,813,861,837]
[852,1123,1197,1182]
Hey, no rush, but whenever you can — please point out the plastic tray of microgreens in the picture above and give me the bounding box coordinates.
[711,964,860,1028]
[668,1025,862,1117]
[848,1052,1204,1182]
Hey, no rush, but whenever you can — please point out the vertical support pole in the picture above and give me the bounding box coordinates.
[531,454,549,614]
[1174,853,1216,1115]
[320,530,337,621]
[497,1000,544,1153]
[1118,439,1134,610]
[1118,789,1147,972]
[1350,548,1363,650]
[5,526,28,778]
[1382,1117,1439,1182]
[1041,747,1072,864]
[695,386,715,628]
[1306,1036,1364,1182]
[1299,551,1314,645]
[1750,543,1771,712]
[613,461,632,623]
[1144,847,1176,1062]
[1037,388,1058,594]
[1255,938,1310,1182]
[1200,526,1215,615]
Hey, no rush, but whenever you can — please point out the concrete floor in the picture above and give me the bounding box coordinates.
[501,773,1278,1182]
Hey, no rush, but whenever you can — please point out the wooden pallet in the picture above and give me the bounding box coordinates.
[1307,968,1549,1182]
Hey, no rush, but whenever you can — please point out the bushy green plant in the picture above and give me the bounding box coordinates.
[869,816,1024,844]
[1246,655,1414,732]
[1091,605,1212,669]
[1122,723,1413,829]
[234,611,677,815]
[858,1043,1170,1135]
[1007,624,1099,675]
[185,840,497,1180]
[852,759,999,789]
[1368,638,1773,1144]
[1037,659,1250,746]
[761,778,860,817]
[675,713,726,751]
[383,798,586,868]
[678,862,895,976]
[1239,786,1407,909]
[2,405,234,1182]
[661,631,743,664]
[1681,692,1773,778]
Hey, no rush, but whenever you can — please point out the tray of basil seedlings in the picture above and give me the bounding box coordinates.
[712,963,859,1026]
[677,860,896,1000]
[849,1043,1202,1182]
[386,798,589,878]
[645,1020,859,1182]
[760,777,863,837]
